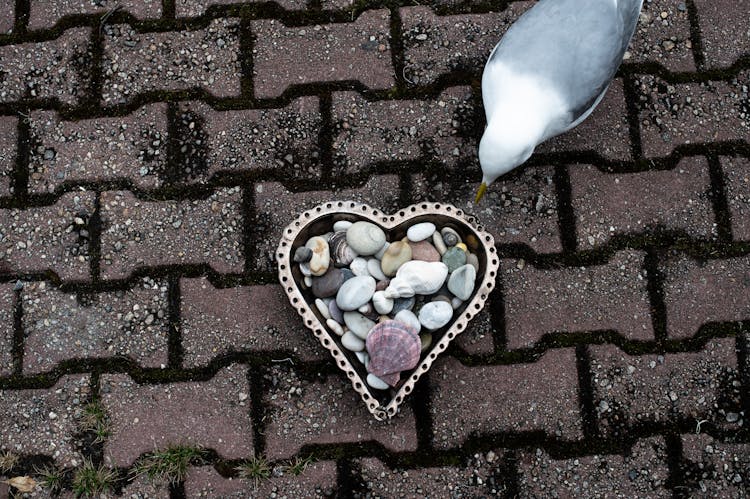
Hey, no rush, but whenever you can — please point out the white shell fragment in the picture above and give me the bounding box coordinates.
[383,261,449,299]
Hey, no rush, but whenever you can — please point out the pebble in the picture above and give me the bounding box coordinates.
[326,318,344,336]
[380,240,412,277]
[305,236,330,276]
[329,231,357,268]
[336,275,376,311]
[342,331,365,351]
[420,332,432,352]
[418,301,453,330]
[299,262,312,276]
[367,258,387,281]
[466,252,479,273]
[394,309,421,333]
[344,311,376,340]
[448,264,476,301]
[406,222,436,242]
[432,231,448,255]
[350,257,370,277]
[311,267,345,298]
[315,298,332,319]
[372,290,394,315]
[451,297,463,309]
[333,220,353,232]
[409,240,441,262]
[366,373,390,390]
[328,300,344,323]
[441,227,461,247]
[374,241,390,260]
[293,246,312,263]
[391,296,416,315]
[355,350,369,367]
[442,246,467,273]
[346,221,386,256]
[303,276,313,287]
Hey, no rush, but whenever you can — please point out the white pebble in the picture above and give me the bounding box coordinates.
[394,309,421,333]
[326,318,344,336]
[355,350,370,367]
[372,290,394,315]
[367,258,387,281]
[374,241,390,260]
[315,299,331,319]
[366,373,390,390]
[304,276,313,287]
[349,257,370,277]
[333,220,353,232]
[343,311,376,340]
[418,301,453,330]
[407,222,436,242]
[342,331,365,351]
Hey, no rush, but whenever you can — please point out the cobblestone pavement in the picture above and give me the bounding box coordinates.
[1,0,749,497]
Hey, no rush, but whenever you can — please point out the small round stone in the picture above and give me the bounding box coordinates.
[311,267,344,298]
[391,296,416,315]
[372,290,394,315]
[366,373,389,390]
[355,350,369,367]
[394,309,421,333]
[406,222,436,242]
[350,257,370,277]
[315,298,332,320]
[418,301,453,330]
[374,241,390,260]
[420,332,432,352]
[344,311,376,340]
[326,318,344,336]
[380,240,412,277]
[305,236,330,276]
[328,300,344,323]
[448,264,476,301]
[432,231,448,255]
[333,220,353,232]
[346,221,386,256]
[440,227,462,247]
[466,252,480,273]
[342,330,365,351]
[367,258,387,281]
[442,246,467,273]
[409,240,441,262]
[293,246,312,263]
[336,275,376,311]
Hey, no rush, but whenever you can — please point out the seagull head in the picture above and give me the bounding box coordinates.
[475,120,536,203]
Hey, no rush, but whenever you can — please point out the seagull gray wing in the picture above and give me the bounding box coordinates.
[487,0,642,129]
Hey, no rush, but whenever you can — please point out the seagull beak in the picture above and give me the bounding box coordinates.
[474,182,487,204]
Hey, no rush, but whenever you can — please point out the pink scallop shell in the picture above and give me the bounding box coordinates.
[366,320,421,377]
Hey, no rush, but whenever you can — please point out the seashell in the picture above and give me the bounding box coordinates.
[342,330,365,351]
[418,301,453,331]
[346,221,386,256]
[440,227,462,247]
[366,320,421,377]
[336,275,376,311]
[383,261,449,299]
[407,222,436,242]
[329,231,357,268]
[372,290,394,315]
[293,246,313,263]
[366,373,391,390]
[305,236,330,276]
[349,257,370,277]
[380,239,412,277]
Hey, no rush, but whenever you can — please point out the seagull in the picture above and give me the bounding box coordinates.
[475,0,643,203]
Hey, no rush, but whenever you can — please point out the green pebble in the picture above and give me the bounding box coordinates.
[442,247,467,273]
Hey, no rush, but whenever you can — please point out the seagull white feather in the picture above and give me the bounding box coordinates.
[476,0,644,202]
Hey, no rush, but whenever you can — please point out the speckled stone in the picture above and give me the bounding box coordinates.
[346,221,386,256]
[380,240,413,277]
[441,246,467,273]
[418,301,453,330]
[409,239,441,262]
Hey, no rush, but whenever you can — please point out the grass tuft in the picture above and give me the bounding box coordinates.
[79,401,110,444]
[35,464,64,493]
[132,445,206,485]
[0,451,19,474]
[285,454,316,476]
[236,455,272,487]
[72,459,117,498]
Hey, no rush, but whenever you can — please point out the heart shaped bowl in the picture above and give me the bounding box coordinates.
[276,201,499,420]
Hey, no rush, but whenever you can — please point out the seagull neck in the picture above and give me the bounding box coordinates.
[486,111,546,149]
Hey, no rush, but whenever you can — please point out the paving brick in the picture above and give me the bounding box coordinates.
[0,283,13,377]
[571,157,716,248]
[100,187,244,279]
[263,366,418,459]
[356,456,502,497]
[175,98,322,183]
[501,250,653,350]
[180,278,328,368]
[0,116,17,197]
[0,374,89,466]
[101,363,252,467]
[119,473,169,498]
[693,0,750,69]
[0,3,12,34]
[22,278,169,374]
[0,191,96,281]
[538,79,632,161]
[331,87,474,176]
[252,175,401,273]
[29,0,161,31]
[28,104,168,193]
[102,19,241,105]
[723,156,750,241]
[662,255,750,339]
[400,4,532,86]
[682,434,750,496]
[628,0,696,71]
[184,462,337,498]
[0,28,92,106]
[637,73,750,158]
[414,165,562,254]
[176,0,306,17]
[518,437,670,497]
[429,351,583,448]
[252,11,394,99]
[590,338,741,437]
[453,308,494,356]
